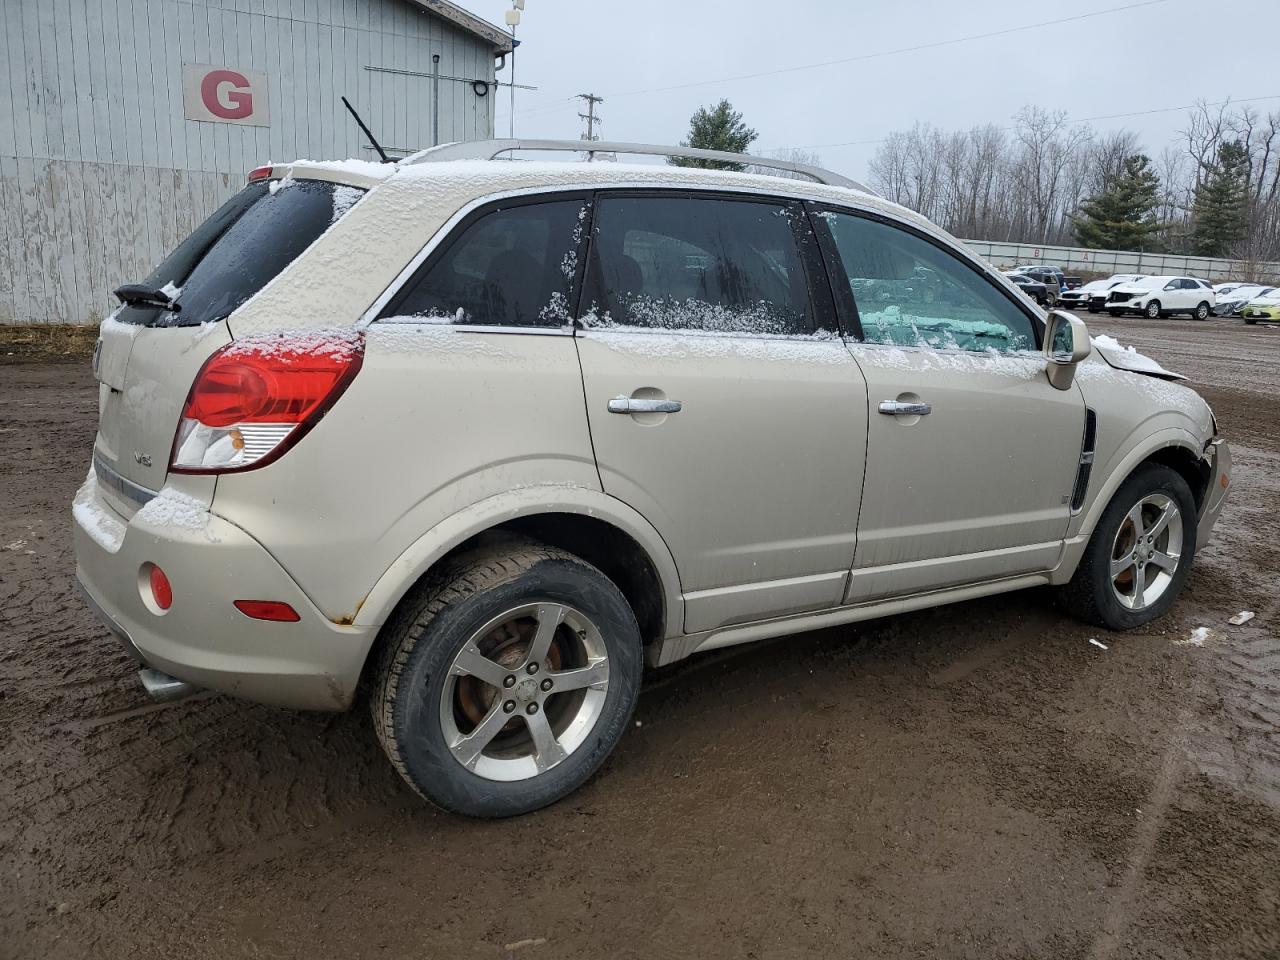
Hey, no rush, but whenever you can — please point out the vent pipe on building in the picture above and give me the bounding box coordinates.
[432,54,441,147]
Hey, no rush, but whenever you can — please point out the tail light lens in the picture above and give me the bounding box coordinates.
[171,333,363,474]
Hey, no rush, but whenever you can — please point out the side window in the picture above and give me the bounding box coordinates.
[583,195,815,336]
[1164,280,1179,291]
[817,210,1037,353]
[382,199,586,326]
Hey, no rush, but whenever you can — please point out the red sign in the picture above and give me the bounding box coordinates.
[183,64,270,126]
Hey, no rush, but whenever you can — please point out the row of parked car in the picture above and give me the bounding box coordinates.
[1004,267,1280,322]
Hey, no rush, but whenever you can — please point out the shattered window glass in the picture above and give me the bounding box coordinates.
[819,211,1037,353]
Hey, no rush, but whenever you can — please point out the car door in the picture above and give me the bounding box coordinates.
[1162,278,1189,310]
[574,192,869,634]
[810,205,1087,603]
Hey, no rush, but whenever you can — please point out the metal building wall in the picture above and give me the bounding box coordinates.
[0,0,500,324]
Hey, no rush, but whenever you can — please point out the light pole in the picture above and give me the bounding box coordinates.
[504,0,524,139]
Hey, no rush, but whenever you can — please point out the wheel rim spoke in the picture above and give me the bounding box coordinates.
[449,702,510,771]
[1148,502,1176,540]
[1149,549,1179,574]
[1110,551,1136,579]
[527,602,566,665]
[525,709,568,772]
[548,658,610,693]
[1125,503,1146,537]
[450,644,510,690]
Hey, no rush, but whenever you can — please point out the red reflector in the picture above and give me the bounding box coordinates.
[181,336,364,429]
[247,164,273,183]
[234,600,301,622]
[150,566,173,611]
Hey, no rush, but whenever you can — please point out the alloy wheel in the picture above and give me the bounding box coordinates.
[1109,493,1184,611]
[440,602,611,782]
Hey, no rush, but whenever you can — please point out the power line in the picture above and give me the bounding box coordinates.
[501,0,1169,122]
[596,0,1167,101]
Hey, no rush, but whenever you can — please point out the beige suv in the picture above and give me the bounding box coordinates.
[74,140,1231,817]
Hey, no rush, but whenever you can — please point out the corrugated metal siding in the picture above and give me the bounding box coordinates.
[0,0,499,323]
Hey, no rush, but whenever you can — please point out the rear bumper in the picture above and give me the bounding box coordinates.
[1196,439,1231,549]
[73,471,375,711]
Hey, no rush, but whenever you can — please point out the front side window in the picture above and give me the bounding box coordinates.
[818,210,1037,353]
[383,199,587,327]
[583,195,815,336]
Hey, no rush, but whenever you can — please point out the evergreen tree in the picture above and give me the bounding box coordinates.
[669,99,758,171]
[1191,141,1250,257]
[1072,154,1161,250]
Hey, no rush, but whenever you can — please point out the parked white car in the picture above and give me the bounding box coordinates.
[1104,276,1216,320]
[1058,274,1146,313]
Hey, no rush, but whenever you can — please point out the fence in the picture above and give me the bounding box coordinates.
[962,240,1280,284]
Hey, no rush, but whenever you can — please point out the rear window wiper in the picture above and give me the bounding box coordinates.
[113,284,181,312]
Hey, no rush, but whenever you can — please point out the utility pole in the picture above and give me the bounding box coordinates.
[577,93,603,141]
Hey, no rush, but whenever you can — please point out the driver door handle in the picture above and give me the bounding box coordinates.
[878,400,932,416]
[608,397,682,414]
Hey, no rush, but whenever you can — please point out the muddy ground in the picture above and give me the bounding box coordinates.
[1,315,1277,959]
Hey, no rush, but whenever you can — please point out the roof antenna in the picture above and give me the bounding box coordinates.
[342,96,392,163]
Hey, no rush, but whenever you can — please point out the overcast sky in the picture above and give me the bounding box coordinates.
[458,0,1279,180]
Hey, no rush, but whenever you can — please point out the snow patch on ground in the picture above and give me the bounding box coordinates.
[1177,626,1214,647]
[72,468,126,554]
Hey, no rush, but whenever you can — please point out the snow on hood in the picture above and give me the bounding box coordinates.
[1090,334,1186,380]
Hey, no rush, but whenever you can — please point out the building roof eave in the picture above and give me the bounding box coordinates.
[403,0,514,54]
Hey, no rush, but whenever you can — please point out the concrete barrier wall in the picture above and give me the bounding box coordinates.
[962,240,1280,283]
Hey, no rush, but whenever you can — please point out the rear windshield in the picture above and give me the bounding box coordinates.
[115,178,364,327]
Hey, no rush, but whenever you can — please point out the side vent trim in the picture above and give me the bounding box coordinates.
[1070,408,1098,514]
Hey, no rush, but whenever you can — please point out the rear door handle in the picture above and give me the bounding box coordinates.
[608,397,682,414]
[878,400,931,416]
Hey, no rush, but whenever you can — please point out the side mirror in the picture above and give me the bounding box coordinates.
[1044,309,1090,390]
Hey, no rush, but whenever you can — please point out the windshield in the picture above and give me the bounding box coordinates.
[115,178,364,328]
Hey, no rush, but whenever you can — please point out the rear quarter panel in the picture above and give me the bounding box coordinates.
[209,325,601,624]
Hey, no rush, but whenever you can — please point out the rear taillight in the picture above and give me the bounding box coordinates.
[247,165,273,183]
[171,333,363,474]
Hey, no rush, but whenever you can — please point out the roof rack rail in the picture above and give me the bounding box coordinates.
[400,139,875,194]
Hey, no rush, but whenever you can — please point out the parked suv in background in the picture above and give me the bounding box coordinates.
[74,141,1231,817]
[1005,272,1054,306]
[1008,265,1062,303]
[1058,274,1146,312]
[1106,276,1216,319]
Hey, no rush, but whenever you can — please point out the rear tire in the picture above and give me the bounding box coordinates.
[1193,301,1210,321]
[1245,316,1258,325]
[1087,304,1100,314]
[1107,309,1124,317]
[372,541,643,817]
[1057,464,1197,630]
[1145,300,1162,319]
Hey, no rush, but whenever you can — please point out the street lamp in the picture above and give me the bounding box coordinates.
[504,1,525,138]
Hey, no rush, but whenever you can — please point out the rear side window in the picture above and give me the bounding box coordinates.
[818,210,1036,353]
[382,199,587,327]
[117,178,364,328]
[582,195,816,336]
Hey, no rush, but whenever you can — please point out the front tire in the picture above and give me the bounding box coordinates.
[1057,464,1197,630]
[1145,300,1162,319]
[372,541,643,817]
